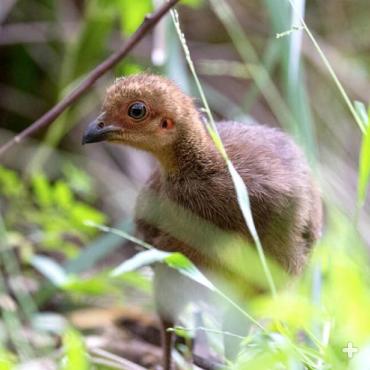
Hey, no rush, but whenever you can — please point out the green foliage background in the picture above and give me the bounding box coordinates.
[0,0,370,369]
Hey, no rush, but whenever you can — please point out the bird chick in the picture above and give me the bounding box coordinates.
[82,73,322,369]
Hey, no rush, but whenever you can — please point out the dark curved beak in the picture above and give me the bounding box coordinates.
[82,118,120,145]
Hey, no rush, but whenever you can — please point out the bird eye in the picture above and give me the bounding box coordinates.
[128,102,147,120]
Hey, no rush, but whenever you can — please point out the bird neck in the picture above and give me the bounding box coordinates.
[155,119,222,178]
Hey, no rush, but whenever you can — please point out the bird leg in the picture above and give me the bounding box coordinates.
[159,316,175,370]
[154,264,182,370]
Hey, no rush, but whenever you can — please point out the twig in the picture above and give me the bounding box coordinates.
[0,0,180,157]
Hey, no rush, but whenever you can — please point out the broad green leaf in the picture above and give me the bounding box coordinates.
[357,106,370,207]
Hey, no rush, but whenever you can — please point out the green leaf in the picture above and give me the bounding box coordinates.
[62,162,93,199]
[66,220,134,273]
[181,0,203,7]
[31,255,70,287]
[165,253,216,291]
[168,326,193,340]
[357,106,370,207]
[117,0,152,35]
[62,329,88,370]
[70,203,106,233]
[111,248,216,291]
[32,173,52,207]
[63,274,117,295]
[111,249,170,276]
[117,271,151,292]
[54,181,73,210]
[88,223,216,292]
[0,166,25,198]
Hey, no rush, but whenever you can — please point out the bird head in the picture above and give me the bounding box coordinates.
[82,74,198,154]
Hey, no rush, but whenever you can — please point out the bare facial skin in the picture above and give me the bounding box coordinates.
[83,75,185,159]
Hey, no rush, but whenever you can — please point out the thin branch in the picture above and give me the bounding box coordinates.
[0,0,180,157]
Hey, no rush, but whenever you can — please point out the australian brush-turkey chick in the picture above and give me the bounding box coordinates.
[82,73,322,369]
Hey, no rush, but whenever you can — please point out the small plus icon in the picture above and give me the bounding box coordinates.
[342,342,358,359]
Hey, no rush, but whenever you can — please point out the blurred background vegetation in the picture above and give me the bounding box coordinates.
[0,0,370,369]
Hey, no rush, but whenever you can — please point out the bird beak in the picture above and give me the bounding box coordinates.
[82,117,120,145]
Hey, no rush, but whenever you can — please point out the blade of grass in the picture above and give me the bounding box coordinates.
[34,220,134,306]
[208,0,297,136]
[0,270,34,360]
[356,107,370,209]
[242,39,281,113]
[31,255,70,287]
[202,82,253,122]
[170,9,277,297]
[0,214,38,324]
[287,0,366,134]
[86,221,265,330]
[65,219,134,273]
[285,0,317,161]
